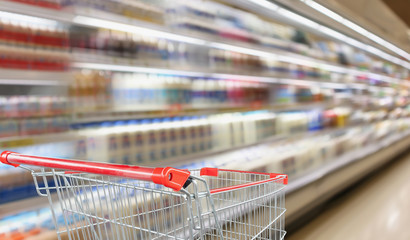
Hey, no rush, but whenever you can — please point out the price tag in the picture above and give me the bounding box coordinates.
[167,104,182,116]
[251,101,263,110]
[0,138,35,148]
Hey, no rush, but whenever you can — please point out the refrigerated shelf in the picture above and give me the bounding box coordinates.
[0,192,58,218]
[73,61,390,91]
[0,132,80,149]
[0,0,407,87]
[0,69,70,86]
[72,100,348,126]
[286,128,410,193]
[0,99,348,151]
[285,129,410,225]
[0,98,397,150]
[219,0,410,69]
[64,6,410,76]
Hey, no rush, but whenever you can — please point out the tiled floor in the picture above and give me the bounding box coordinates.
[287,151,410,240]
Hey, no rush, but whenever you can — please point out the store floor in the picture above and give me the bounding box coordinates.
[287,150,410,240]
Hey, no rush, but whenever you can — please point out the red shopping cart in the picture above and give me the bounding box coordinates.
[0,151,287,240]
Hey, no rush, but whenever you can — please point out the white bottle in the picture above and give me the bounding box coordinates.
[156,75,167,107]
[242,114,257,144]
[192,79,206,107]
[188,117,200,154]
[134,73,144,105]
[118,123,133,165]
[197,116,208,152]
[201,116,212,151]
[321,136,336,162]
[205,79,215,105]
[181,77,192,106]
[216,79,227,105]
[163,76,175,105]
[138,119,152,164]
[294,141,313,174]
[211,114,232,150]
[265,146,282,173]
[178,117,188,155]
[278,144,297,176]
[177,43,188,68]
[143,74,153,106]
[255,114,265,141]
[166,42,175,68]
[124,73,135,108]
[111,121,128,164]
[231,113,244,147]
[128,73,138,107]
[145,119,159,162]
[158,118,171,160]
[266,113,277,139]
[84,125,117,163]
[123,120,140,164]
[168,118,180,157]
[150,74,161,107]
[111,73,124,108]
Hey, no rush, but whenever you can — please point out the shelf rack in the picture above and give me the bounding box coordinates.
[286,128,410,193]
[0,69,70,86]
[0,132,81,149]
[219,0,410,69]
[0,100,337,149]
[0,1,408,88]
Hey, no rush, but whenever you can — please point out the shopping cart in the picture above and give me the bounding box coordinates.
[0,151,287,240]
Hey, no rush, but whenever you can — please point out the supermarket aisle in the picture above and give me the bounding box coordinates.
[287,151,410,240]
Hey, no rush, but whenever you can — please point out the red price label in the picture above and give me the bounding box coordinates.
[167,104,182,116]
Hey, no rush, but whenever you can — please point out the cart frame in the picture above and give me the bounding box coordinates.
[1,151,287,240]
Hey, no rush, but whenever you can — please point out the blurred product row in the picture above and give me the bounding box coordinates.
[3,70,401,115]
[1,107,409,204]
[1,68,407,137]
[0,0,408,79]
[0,0,408,142]
[0,72,356,118]
[0,0,406,75]
[0,0,408,141]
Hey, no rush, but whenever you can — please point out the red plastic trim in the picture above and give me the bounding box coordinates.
[200,168,288,185]
[209,175,287,194]
[200,168,219,177]
[218,169,272,175]
[0,151,20,167]
[270,173,288,184]
[64,171,82,174]
[152,167,190,191]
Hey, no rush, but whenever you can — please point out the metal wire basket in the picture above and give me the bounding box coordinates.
[1,151,287,240]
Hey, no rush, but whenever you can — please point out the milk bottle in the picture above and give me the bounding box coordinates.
[148,119,161,161]
[158,118,170,160]
[230,113,243,147]
[242,114,257,144]
[188,116,199,154]
[211,113,233,150]
[167,118,179,158]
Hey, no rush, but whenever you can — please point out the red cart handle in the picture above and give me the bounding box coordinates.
[200,167,288,194]
[200,168,288,184]
[0,151,190,191]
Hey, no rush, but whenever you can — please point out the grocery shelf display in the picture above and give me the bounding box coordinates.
[0,0,409,239]
[1,114,409,239]
[0,107,408,203]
